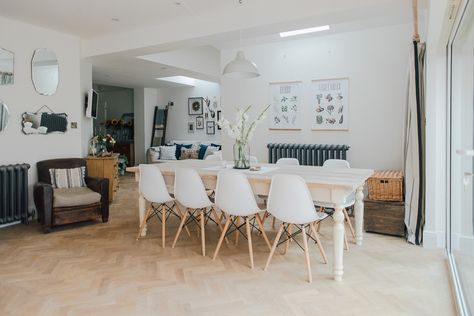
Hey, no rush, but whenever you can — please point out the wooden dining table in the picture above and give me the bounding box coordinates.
[126,160,373,281]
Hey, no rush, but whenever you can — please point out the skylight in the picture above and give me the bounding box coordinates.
[279,25,330,38]
[155,76,196,86]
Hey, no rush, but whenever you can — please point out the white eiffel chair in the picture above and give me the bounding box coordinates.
[264,174,328,283]
[171,167,225,256]
[315,159,356,249]
[136,164,190,248]
[212,170,271,269]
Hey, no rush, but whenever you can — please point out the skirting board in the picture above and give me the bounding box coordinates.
[423,230,446,249]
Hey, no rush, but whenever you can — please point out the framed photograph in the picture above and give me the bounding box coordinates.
[206,121,215,135]
[196,116,204,129]
[268,81,302,130]
[311,78,349,130]
[187,121,195,133]
[217,111,222,130]
[188,97,203,115]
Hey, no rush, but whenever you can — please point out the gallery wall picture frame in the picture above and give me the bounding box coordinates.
[188,97,203,115]
[217,110,222,130]
[311,77,349,131]
[268,81,302,130]
[206,121,215,135]
[196,116,204,129]
[187,121,195,133]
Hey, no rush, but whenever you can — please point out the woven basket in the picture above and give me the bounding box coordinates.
[367,170,403,202]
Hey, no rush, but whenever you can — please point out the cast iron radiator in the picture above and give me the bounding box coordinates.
[267,143,350,166]
[0,164,31,225]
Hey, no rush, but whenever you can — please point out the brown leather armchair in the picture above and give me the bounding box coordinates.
[34,158,109,233]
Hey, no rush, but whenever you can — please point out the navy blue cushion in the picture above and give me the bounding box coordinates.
[175,144,192,160]
[211,143,222,150]
[198,144,208,160]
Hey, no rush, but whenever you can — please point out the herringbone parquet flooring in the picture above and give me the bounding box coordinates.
[0,175,455,316]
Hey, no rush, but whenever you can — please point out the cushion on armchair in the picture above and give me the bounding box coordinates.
[49,167,86,188]
[53,187,101,208]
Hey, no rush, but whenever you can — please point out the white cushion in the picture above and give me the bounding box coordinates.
[148,147,161,162]
[204,146,220,159]
[160,145,177,160]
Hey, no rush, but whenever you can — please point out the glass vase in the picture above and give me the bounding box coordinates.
[233,141,250,169]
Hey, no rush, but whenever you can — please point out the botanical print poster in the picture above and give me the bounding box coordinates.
[311,78,349,130]
[268,81,301,130]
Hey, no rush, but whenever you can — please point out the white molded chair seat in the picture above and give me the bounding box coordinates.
[264,174,328,283]
[212,170,271,268]
[172,167,226,256]
[136,164,188,248]
[276,158,300,166]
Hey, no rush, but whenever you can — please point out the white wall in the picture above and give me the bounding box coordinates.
[220,23,411,170]
[0,17,83,207]
[157,80,221,143]
[134,87,159,164]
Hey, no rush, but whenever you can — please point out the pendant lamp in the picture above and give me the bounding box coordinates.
[222,50,260,79]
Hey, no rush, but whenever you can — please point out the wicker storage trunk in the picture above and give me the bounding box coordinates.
[367,170,403,202]
[364,200,405,237]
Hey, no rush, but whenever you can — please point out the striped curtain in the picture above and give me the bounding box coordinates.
[404,41,426,245]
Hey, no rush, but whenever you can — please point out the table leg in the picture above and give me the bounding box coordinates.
[139,193,147,237]
[333,205,345,281]
[354,185,364,246]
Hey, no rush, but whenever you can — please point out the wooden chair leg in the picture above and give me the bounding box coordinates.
[316,220,322,233]
[200,210,206,256]
[264,223,285,271]
[245,217,254,269]
[255,214,271,251]
[211,207,229,244]
[172,208,188,248]
[344,230,349,251]
[235,216,240,246]
[261,211,268,226]
[283,224,292,255]
[302,225,312,283]
[272,217,276,229]
[161,205,166,248]
[175,203,191,237]
[136,208,152,240]
[344,208,356,239]
[310,223,328,264]
[212,216,232,260]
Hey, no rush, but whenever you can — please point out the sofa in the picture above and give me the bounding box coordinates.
[147,140,222,163]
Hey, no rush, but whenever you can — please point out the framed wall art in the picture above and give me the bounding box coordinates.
[206,121,215,135]
[188,97,203,115]
[196,116,204,129]
[268,81,302,130]
[217,110,222,130]
[311,78,349,130]
[187,121,195,133]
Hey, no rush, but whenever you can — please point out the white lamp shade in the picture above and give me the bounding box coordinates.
[222,51,260,78]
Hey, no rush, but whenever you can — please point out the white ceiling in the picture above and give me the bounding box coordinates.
[0,0,427,89]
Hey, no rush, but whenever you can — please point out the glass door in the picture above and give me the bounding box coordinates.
[449,0,474,314]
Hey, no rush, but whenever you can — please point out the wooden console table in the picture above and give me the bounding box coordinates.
[86,154,119,203]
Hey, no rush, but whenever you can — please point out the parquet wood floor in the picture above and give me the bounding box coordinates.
[0,175,455,316]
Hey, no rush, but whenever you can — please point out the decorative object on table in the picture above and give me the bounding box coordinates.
[89,134,116,156]
[218,104,269,169]
[268,81,302,130]
[367,170,404,202]
[0,47,14,85]
[187,121,195,133]
[217,111,222,129]
[85,155,118,203]
[31,48,59,96]
[0,100,10,133]
[22,105,68,135]
[311,78,349,130]
[206,121,215,135]
[196,116,204,129]
[188,97,203,115]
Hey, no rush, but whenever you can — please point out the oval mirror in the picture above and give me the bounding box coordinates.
[32,48,59,95]
[0,101,10,132]
[0,48,14,85]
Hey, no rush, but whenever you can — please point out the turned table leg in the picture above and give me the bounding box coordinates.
[333,205,345,281]
[138,193,147,237]
[354,185,365,246]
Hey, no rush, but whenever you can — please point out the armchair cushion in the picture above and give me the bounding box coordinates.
[49,167,86,188]
[53,187,101,208]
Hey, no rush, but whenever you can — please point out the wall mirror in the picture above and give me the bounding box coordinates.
[0,48,14,85]
[31,48,59,95]
[22,106,67,135]
[0,101,10,132]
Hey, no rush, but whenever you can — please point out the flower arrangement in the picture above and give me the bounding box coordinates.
[89,134,116,156]
[218,105,269,169]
